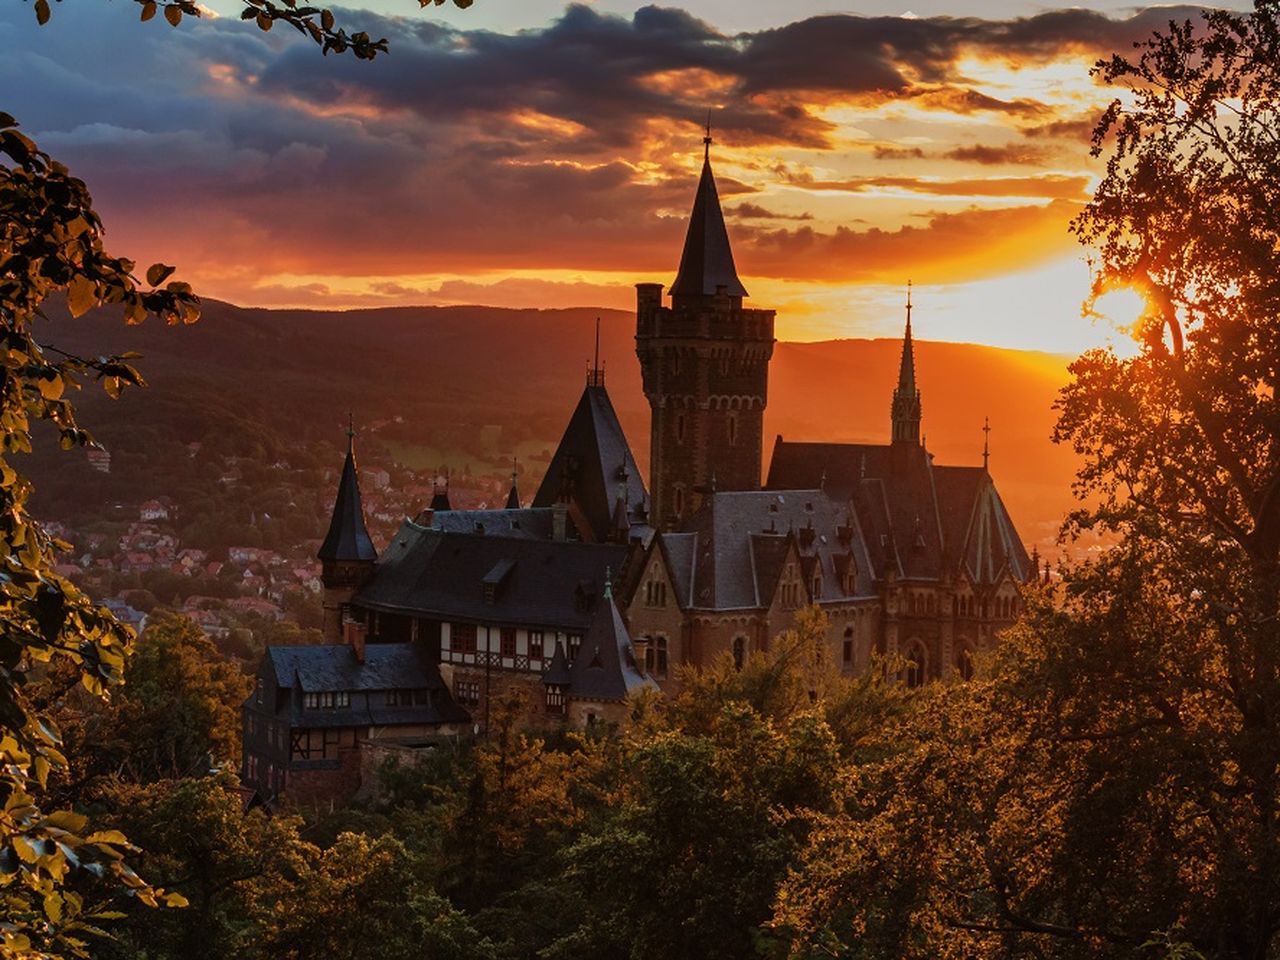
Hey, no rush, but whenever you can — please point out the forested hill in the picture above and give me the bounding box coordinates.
[28,300,1077,550]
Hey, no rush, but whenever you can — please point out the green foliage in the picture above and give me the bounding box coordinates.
[0,112,196,956]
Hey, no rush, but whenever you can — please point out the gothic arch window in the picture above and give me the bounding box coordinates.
[728,414,738,446]
[655,636,669,679]
[904,640,927,688]
[676,414,686,444]
[674,484,686,517]
[957,646,975,681]
[842,626,854,666]
[732,635,747,671]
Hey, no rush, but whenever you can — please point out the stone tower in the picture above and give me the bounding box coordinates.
[317,421,377,642]
[636,134,776,530]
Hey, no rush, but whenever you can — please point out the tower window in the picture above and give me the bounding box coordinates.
[732,636,746,671]
[674,485,685,516]
[655,636,669,679]
[728,415,737,446]
[677,414,686,444]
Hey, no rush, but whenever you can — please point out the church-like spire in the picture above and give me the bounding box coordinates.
[318,418,377,562]
[669,125,748,301]
[982,416,991,472]
[891,282,922,445]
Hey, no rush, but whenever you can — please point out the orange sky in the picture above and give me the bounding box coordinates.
[6,1,1192,354]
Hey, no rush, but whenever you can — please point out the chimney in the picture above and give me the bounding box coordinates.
[344,614,367,664]
[553,502,568,541]
[632,635,650,676]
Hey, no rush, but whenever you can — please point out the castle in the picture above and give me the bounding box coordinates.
[241,138,1033,805]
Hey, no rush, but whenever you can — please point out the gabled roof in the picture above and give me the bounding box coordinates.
[568,587,654,703]
[259,642,470,727]
[678,489,875,610]
[318,441,377,563]
[426,507,564,540]
[356,520,633,631]
[531,384,648,543]
[766,439,1031,585]
[669,156,748,299]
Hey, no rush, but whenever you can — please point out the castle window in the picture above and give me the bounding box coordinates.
[812,573,822,598]
[728,415,738,446]
[674,485,685,516]
[568,633,583,662]
[451,622,477,655]
[528,630,544,661]
[732,636,747,671]
[646,580,667,607]
[545,685,565,714]
[677,414,686,444]
[957,648,975,681]
[500,627,517,657]
[904,642,927,688]
[455,679,480,706]
[655,636,669,679]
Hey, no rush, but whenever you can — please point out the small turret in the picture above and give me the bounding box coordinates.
[891,282,922,447]
[318,418,377,642]
[505,458,520,510]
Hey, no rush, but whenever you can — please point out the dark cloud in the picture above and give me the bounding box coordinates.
[874,145,926,161]
[2,1,1191,299]
[726,203,814,221]
[944,143,1053,165]
[782,175,1090,200]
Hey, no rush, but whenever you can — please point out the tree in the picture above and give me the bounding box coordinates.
[778,5,1280,957]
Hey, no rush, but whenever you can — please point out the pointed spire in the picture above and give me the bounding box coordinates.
[587,317,605,387]
[318,421,377,562]
[891,281,922,446]
[506,457,520,510]
[982,416,991,472]
[670,128,748,300]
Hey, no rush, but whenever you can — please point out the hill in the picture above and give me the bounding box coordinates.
[27,300,1078,555]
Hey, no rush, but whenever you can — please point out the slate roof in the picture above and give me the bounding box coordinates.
[260,643,469,727]
[531,383,648,543]
[567,588,655,702]
[670,155,748,299]
[542,639,572,686]
[674,489,877,610]
[427,507,561,540]
[765,440,1030,585]
[356,520,634,631]
[318,444,377,563]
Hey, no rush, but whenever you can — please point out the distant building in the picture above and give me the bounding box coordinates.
[246,137,1032,804]
[139,499,169,522]
[86,448,111,474]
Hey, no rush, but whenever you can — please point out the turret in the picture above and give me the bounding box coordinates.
[891,283,922,447]
[636,127,776,529]
[318,420,377,641]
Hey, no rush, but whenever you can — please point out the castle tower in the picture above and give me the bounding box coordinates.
[891,284,922,446]
[636,131,776,529]
[318,420,377,641]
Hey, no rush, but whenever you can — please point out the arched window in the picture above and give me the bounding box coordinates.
[674,485,685,517]
[676,414,686,444]
[728,415,738,446]
[957,647,975,681]
[655,636,669,679]
[732,636,747,671]
[905,641,926,688]
[842,626,854,665]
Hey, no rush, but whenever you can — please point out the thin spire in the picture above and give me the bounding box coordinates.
[318,420,376,563]
[506,456,520,510]
[346,411,354,454]
[704,111,712,161]
[891,281,922,445]
[587,317,605,386]
[982,416,991,472]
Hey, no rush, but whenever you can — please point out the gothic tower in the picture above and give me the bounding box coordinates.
[891,285,922,446]
[636,133,776,530]
[318,421,377,641]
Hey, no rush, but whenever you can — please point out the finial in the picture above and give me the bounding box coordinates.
[346,412,354,454]
[512,456,518,484]
[905,279,913,333]
[704,110,712,161]
[982,416,991,471]
[587,317,605,386]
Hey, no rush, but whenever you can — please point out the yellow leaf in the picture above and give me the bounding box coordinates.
[66,276,96,318]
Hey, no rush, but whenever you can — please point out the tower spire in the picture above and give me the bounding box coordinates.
[506,456,520,510]
[587,317,605,387]
[982,416,991,472]
[318,421,376,563]
[670,128,747,301]
[346,411,355,454]
[891,282,922,445]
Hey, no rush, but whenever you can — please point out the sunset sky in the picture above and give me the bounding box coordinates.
[5,1,1245,353]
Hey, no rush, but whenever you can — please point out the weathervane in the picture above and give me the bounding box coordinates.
[982,416,991,472]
